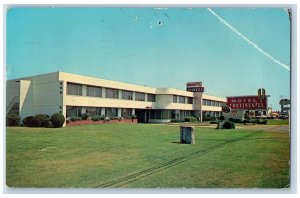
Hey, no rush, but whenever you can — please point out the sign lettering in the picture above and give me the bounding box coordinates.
[227,96,267,110]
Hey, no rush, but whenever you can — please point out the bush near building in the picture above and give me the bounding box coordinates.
[42,118,53,128]
[81,113,89,120]
[6,114,20,126]
[51,113,65,128]
[30,114,49,127]
[70,116,82,122]
[256,119,268,124]
[22,116,34,127]
[223,121,235,129]
[184,116,198,122]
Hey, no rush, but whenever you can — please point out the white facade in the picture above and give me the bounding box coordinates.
[6,71,227,124]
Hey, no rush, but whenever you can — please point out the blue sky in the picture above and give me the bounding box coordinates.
[6,7,290,110]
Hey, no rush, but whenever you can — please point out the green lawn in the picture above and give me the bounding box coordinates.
[266,119,289,125]
[6,124,290,188]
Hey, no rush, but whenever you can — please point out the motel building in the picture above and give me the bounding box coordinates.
[6,71,227,125]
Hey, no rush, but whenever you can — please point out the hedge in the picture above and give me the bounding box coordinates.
[51,113,65,128]
[7,114,20,126]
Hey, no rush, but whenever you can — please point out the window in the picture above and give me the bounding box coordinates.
[135,92,145,101]
[188,97,193,104]
[211,101,215,106]
[106,88,119,99]
[122,90,133,100]
[162,110,171,119]
[173,95,177,103]
[179,96,185,103]
[67,83,82,96]
[148,94,156,102]
[207,100,211,106]
[202,99,206,105]
[66,106,82,117]
[87,86,102,97]
[121,108,132,117]
[86,107,101,116]
[105,108,118,117]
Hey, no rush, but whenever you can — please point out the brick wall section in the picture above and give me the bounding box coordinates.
[66,119,138,126]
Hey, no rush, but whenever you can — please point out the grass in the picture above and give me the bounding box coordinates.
[266,119,289,125]
[6,124,290,188]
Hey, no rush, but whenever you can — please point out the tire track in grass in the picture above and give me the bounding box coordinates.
[95,132,259,188]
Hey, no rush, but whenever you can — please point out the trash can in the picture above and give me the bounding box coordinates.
[180,126,195,144]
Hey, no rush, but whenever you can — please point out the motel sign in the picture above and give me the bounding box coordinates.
[186,82,205,92]
[227,96,267,110]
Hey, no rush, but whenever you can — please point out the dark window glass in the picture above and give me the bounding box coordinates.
[173,95,177,103]
[121,108,132,117]
[86,107,101,116]
[105,108,118,117]
[67,83,82,96]
[179,96,185,103]
[106,88,119,99]
[135,92,145,101]
[122,90,133,100]
[147,94,156,102]
[87,86,102,97]
[66,106,82,117]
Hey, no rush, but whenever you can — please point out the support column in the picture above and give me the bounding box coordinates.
[118,108,122,117]
[132,108,135,115]
[82,85,87,96]
[102,88,106,98]
[101,108,105,116]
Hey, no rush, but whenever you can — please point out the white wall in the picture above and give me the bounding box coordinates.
[155,94,193,110]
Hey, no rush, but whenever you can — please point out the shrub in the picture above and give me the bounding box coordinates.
[256,119,268,124]
[219,115,225,121]
[31,114,49,127]
[22,116,34,127]
[100,115,106,120]
[70,116,82,122]
[223,121,235,129]
[210,121,219,124]
[51,113,65,128]
[81,113,89,120]
[124,115,132,119]
[6,114,20,126]
[170,119,182,123]
[203,115,212,121]
[243,119,256,124]
[42,118,53,128]
[91,116,101,121]
[184,116,198,122]
[131,114,137,119]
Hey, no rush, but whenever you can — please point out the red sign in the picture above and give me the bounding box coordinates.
[187,82,202,87]
[186,82,204,92]
[227,96,267,110]
[187,87,204,92]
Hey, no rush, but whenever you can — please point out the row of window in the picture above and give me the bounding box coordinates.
[202,99,226,107]
[67,83,156,102]
[173,95,193,104]
[202,111,221,117]
[150,109,193,120]
[66,106,193,120]
[66,106,133,118]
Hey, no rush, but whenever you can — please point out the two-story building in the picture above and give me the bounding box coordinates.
[6,71,226,124]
